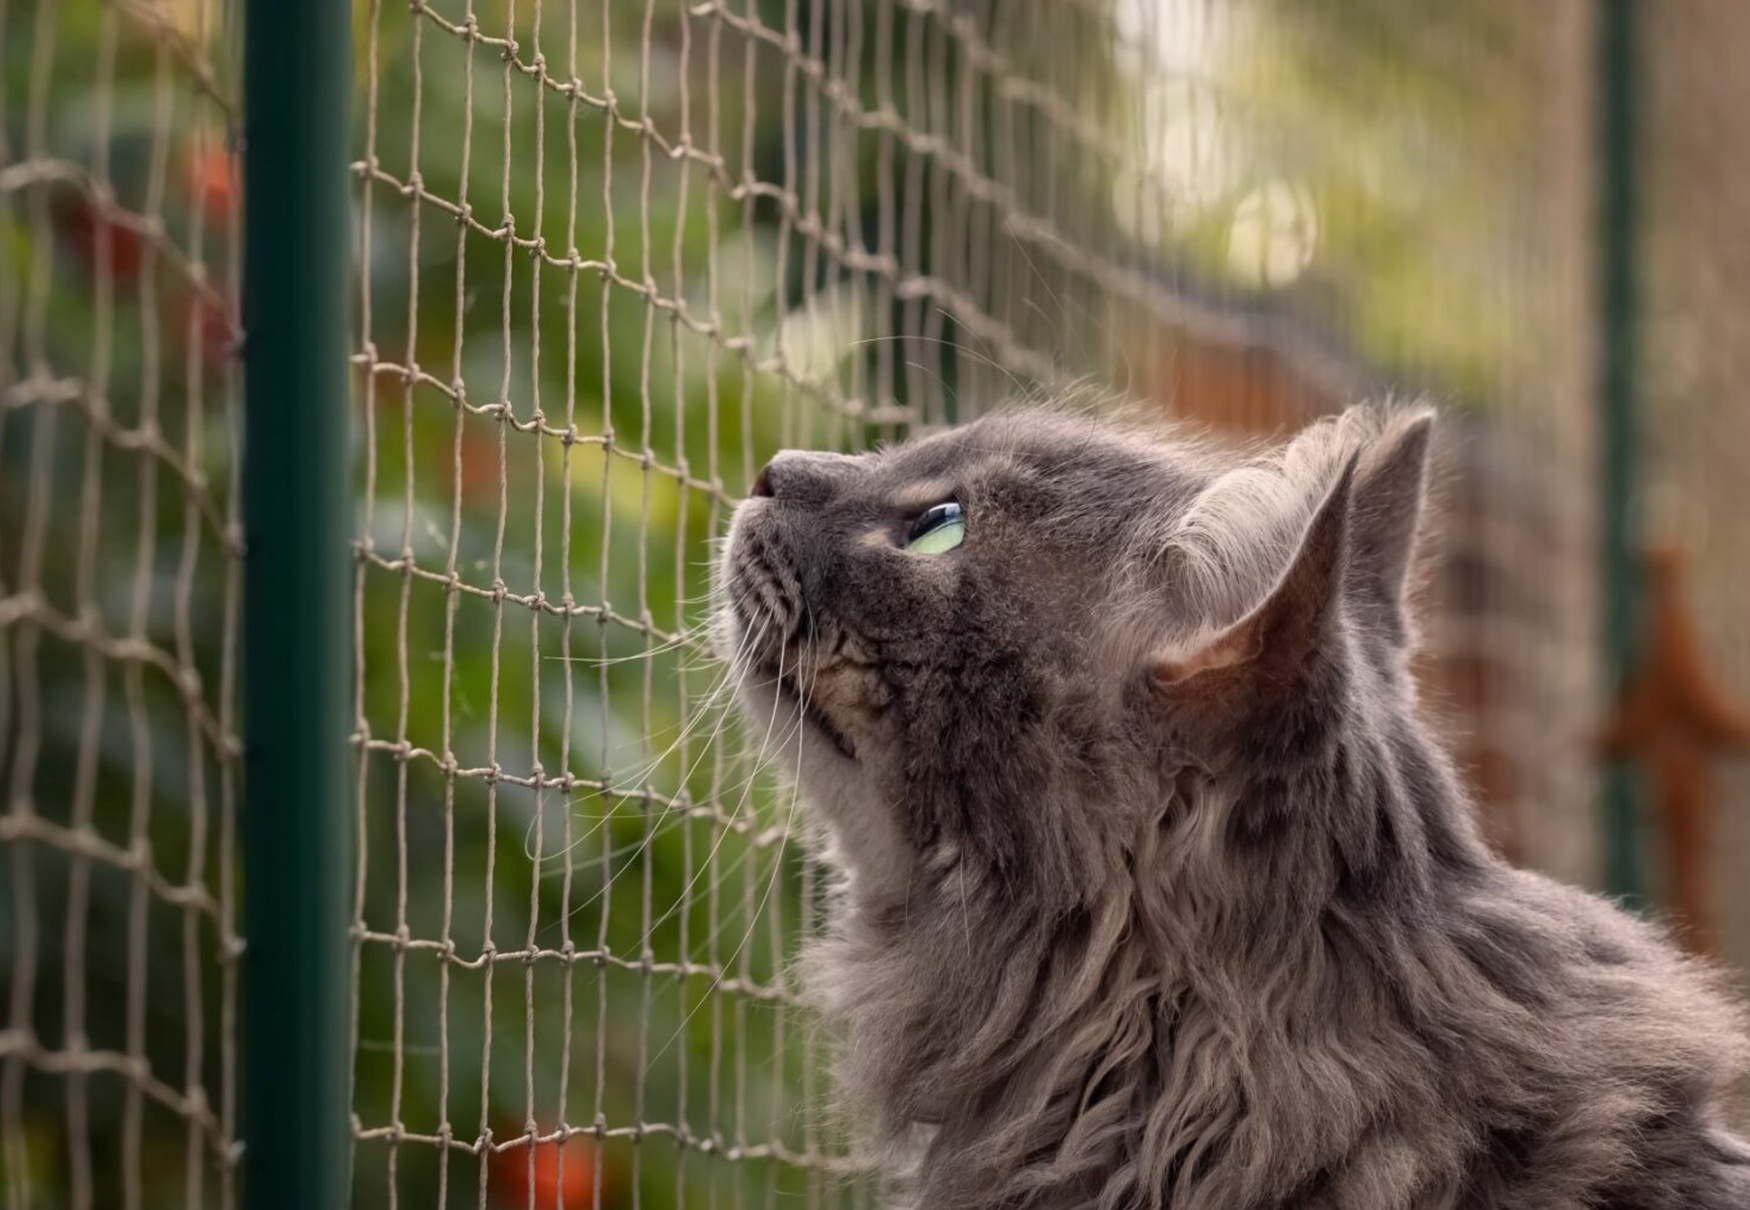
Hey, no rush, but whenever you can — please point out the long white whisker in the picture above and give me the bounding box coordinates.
[647,597,828,950]
[647,645,818,1072]
[587,610,762,805]
[557,613,785,925]
[529,610,762,871]
[643,641,808,943]
[692,597,822,973]
[548,617,714,665]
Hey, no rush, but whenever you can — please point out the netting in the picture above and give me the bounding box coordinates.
[347,2,1601,1208]
[0,0,243,1207]
[8,1,1747,1208]
[1640,4,1750,973]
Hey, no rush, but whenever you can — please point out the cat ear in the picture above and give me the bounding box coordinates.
[1151,454,1357,693]
[1348,409,1434,648]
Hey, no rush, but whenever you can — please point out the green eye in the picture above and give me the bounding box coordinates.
[905,501,965,553]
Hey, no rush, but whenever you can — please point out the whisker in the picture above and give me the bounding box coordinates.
[648,765,802,1073]
[556,615,786,925]
[650,599,829,952]
[548,619,713,665]
[674,609,823,1041]
[644,648,807,942]
[528,612,761,869]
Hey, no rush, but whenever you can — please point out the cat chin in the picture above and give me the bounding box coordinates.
[774,671,861,761]
[731,667,914,897]
[731,659,861,765]
[792,767,915,905]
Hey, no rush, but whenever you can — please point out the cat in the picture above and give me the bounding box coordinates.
[713,404,1750,1210]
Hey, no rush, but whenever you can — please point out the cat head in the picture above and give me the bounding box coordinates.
[714,404,1438,910]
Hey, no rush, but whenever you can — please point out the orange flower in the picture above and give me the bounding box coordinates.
[185,141,237,226]
[488,1128,610,1210]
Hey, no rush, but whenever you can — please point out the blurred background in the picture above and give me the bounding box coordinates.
[3,1,1748,1207]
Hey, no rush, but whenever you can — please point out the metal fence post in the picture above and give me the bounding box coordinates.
[242,0,354,1204]
[1598,0,1644,905]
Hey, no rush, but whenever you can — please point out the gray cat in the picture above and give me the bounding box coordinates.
[714,404,1750,1210]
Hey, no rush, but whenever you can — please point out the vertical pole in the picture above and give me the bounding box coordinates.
[242,0,353,1204]
[1598,0,1643,904]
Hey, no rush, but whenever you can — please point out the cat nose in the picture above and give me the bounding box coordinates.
[749,450,855,505]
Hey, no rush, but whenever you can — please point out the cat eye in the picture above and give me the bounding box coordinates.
[905,501,966,553]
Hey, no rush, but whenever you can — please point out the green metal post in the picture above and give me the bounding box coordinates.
[242,0,353,1204]
[1598,0,1644,904]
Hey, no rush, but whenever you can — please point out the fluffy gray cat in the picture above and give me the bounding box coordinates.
[714,404,1750,1210]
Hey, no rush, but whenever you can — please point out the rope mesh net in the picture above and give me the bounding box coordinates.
[0,0,244,1207]
[1639,5,1750,977]
[10,1,1749,1208]
[348,2,1595,1207]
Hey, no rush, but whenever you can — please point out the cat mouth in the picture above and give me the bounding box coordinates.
[769,663,859,762]
[726,532,803,647]
[722,525,856,760]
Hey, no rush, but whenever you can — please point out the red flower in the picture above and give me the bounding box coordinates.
[488,1128,611,1210]
[53,193,144,282]
[185,141,237,226]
